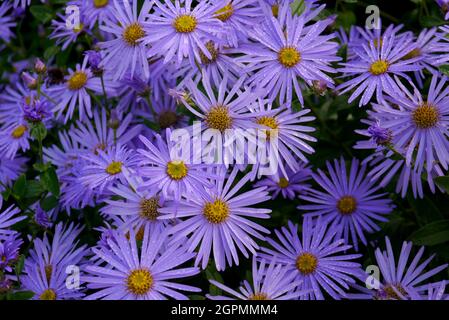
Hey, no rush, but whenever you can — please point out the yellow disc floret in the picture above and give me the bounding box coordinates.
[203,199,229,224]
[105,161,122,175]
[173,15,197,33]
[295,252,318,275]
[337,195,357,215]
[278,47,301,68]
[412,102,439,129]
[123,23,145,46]
[166,160,188,180]
[206,105,233,132]
[369,60,389,75]
[67,71,88,90]
[126,269,153,295]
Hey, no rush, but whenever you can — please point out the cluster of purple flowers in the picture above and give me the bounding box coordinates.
[0,0,448,300]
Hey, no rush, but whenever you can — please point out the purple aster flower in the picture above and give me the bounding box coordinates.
[210,0,263,48]
[207,257,304,300]
[137,130,215,202]
[22,97,52,123]
[83,225,200,300]
[298,158,394,251]
[259,217,362,300]
[0,205,25,240]
[410,281,448,300]
[0,2,15,43]
[367,121,392,146]
[249,101,316,178]
[350,237,448,300]
[48,57,116,122]
[50,13,88,51]
[143,0,224,67]
[21,223,88,300]
[159,167,271,271]
[70,109,142,155]
[237,3,339,107]
[337,26,421,106]
[254,161,312,200]
[79,144,140,194]
[71,0,116,28]
[183,72,261,133]
[0,233,23,272]
[101,172,170,234]
[372,75,449,174]
[176,41,244,89]
[99,0,153,80]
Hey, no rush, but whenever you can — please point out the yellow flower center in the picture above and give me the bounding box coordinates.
[67,71,88,90]
[206,105,233,132]
[412,102,439,129]
[277,177,289,189]
[369,60,389,75]
[278,46,301,68]
[248,293,269,300]
[403,48,422,60]
[199,41,219,65]
[215,3,234,22]
[173,15,197,33]
[166,160,188,180]
[257,116,278,139]
[139,197,160,221]
[105,161,122,175]
[158,111,179,129]
[271,4,279,17]
[203,199,229,224]
[375,284,408,300]
[337,195,357,215]
[295,252,318,275]
[39,289,56,300]
[122,23,145,46]
[126,269,153,296]
[11,125,27,139]
[93,0,108,8]
[73,23,84,33]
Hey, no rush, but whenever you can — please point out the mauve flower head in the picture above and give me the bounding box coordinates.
[367,122,392,146]
[84,50,103,74]
[22,98,52,123]
[0,233,23,272]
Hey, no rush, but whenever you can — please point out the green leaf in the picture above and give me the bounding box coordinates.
[40,195,58,211]
[43,46,60,60]
[337,11,356,30]
[25,180,45,198]
[434,176,449,193]
[290,0,306,16]
[12,174,27,199]
[30,5,54,24]
[438,65,449,77]
[408,220,449,246]
[41,167,60,197]
[33,162,51,173]
[7,291,35,300]
[343,0,358,3]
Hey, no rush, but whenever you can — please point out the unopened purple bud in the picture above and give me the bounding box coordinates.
[312,80,328,96]
[108,110,120,130]
[22,98,51,123]
[368,123,392,146]
[35,58,46,74]
[21,72,37,89]
[85,50,103,75]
